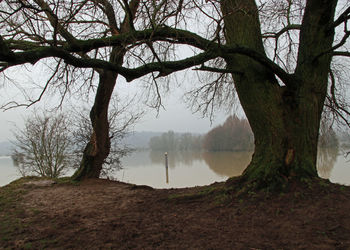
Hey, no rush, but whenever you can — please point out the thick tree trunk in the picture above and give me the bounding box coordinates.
[221,0,336,189]
[72,70,118,180]
[236,76,323,189]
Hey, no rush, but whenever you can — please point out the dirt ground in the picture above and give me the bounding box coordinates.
[1,177,350,249]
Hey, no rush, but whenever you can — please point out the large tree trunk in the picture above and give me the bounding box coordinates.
[234,73,324,189]
[71,0,139,181]
[221,0,337,189]
[72,70,118,180]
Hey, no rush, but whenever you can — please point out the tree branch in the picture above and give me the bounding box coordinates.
[2,26,292,85]
[33,0,78,44]
[333,6,350,28]
[92,0,120,34]
[120,0,138,32]
[193,65,243,75]
[332,51,350,57]
[262,24,301,39]
[221,46,294,85]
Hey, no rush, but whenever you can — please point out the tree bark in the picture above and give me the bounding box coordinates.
[72,70,119,180]
[72,0,140,181]
[72,48,125,182]
[221,0,337,189]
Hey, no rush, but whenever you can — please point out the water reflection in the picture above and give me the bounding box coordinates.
[2,147,346,188]
[119,150,222,188]
[148,150,253,186]
[0,157,21,186]
[149,151,202,169]
[165,152,169,184]
[203,151,253,177]
[146,149,338,181]
[165,164,169,184]
[317,147,339,179]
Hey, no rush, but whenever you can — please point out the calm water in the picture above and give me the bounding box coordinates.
[1,148,349,188]
[0,156,20,187]
[112,151,252,188]
[115,148,350,188]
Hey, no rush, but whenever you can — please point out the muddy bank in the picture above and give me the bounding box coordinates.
[1,177,350,249]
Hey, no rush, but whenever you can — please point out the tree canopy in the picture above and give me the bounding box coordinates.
[1,0,350,189]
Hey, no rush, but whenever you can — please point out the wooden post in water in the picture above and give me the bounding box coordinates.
[165,152,169,184]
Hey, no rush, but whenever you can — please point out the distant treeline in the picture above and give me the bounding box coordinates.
[149,131,202,151]
[149,115,254,152]
[203,115,254,152]
[318,119,339,149]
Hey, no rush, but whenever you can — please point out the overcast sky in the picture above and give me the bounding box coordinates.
[0,65,233,142]
[1,1,349,143]
[0,99,228,142]
[131,89,229,134]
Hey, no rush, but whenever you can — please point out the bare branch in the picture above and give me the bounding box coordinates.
[333,6,350,28]
[2,26,293,84]
[193,64,243,75]
[262,24,301,39]
[32,0,78,44]
[333,51,350,57]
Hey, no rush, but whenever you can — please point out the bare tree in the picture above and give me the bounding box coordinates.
[12,99,140,178]
[12,112,72,178]
[1,0,350,190]
[71,97,143,178]
[0,0,197,181]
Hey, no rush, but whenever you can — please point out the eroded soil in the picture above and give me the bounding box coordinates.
[1,177,350,249]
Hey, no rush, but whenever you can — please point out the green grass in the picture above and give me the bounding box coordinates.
[54,176,80,186]
[23,242,33,249]
[0,180,28,210]
[0,179,29,247]
[168,185,230,205]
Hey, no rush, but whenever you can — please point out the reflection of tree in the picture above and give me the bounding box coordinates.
[149,131,202,151]
[203,152,252,177]
[149,151,202,169]
[317,147,338,179]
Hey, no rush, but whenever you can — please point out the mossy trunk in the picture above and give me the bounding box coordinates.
[221,0,337,189]
[238,79,323,189]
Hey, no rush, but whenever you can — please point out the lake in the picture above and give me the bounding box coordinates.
[1,148,349,188]
[0,156,20,187]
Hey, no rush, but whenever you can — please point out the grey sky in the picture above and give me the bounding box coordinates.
[132,92,228,134]
[0,101,228,142]
[0,66,232,142]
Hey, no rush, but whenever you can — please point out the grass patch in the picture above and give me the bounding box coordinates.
[213,191,230,205]
[38,238,59,248]
[0,178,30,247]
[54,177,80,186]
[168,185,229,204]
[0,180,28,210]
